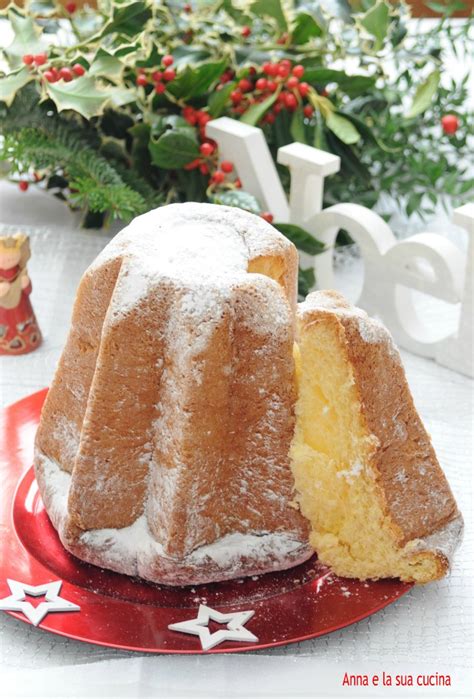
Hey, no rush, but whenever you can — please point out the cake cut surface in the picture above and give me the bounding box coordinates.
[290,290,462,583]
[34,203,311,586]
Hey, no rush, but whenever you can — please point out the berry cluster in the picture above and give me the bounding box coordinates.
[228,60,315,123]
[22,52,85,83]
[136,55,176,94]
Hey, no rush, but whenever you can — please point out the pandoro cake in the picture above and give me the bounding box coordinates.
[34,204,462,586]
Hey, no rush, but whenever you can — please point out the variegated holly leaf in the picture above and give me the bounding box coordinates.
[0,68,34,106]
[45,77,112,119]
[89,50,125,83]
[4,10,44,69]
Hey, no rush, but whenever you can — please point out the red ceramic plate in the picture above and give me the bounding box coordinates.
[0,390,412,653]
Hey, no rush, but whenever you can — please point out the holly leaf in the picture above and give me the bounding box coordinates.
[0,68,34,106]
[4,10,44,69]
[167,60,226,100]
[292,13,323,44]
[274,223,325,255]
[298,266,316,297]
[251,0,287,31]
[359,0,390,51]
[108,87,136,107]
[100,1,152,39]
[149,129,199,169]
[303,67,376,97]
[326,112,360,144]
[46,76,111,119]
[89,50,125,82]
[405,70,440,119]
[208,81,236,118]
[290,109,306,143]
[240,92,278,126]
[213,189,261,214]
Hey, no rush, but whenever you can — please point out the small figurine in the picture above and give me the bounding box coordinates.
[0,233,42,355]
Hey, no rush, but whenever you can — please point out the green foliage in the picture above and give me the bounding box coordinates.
[274,224,326,256]
[0,0,472,240]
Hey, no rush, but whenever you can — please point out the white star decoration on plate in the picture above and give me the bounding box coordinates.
[168,604,259,651]
[0,579,80,626]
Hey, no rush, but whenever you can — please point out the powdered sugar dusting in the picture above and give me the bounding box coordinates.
[35,451,312,585]
[300,290,400,359]
[408,515,464,567]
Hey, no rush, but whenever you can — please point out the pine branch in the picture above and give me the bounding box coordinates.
[0,87,149,221]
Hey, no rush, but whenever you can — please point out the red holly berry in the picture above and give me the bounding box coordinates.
[441,114,459,135]
[183,105,195,118]
[263,62,278,77]
[303,105,314,118]
[280,59,292,68]
[298,82,310,98]
[273,103,283,115]
[197,112,211,127]
[152,70,163,82]
[241,25,251,38]
[238,78,253,92]
[162,54,174,67]
[248,66,256,76]
[278,64,290,78]
[59,67,74,82]
[154,82,166,93]
[200,142,214,157]
[19,181,29,192]
[34,53,48,66]
[65,2,77,13]
[263,113,275,125]
[220,70,232,84]
[292,65,305,79]
[200,163,209,175]
[221,160,234,173]
[72,63,85,76]
[287,76,299,89]
[136,74,148,86]
[184,158,202,171]
[277,33,289,45]
[22,54,34,66]
[162,68,176,82]
[284,93,298,110]
[230,90,243,104]
[260,212,274,223]
[184,3,192,12]
[44,70,58,83]
[234,178,242,188]
[254,78,266,91]
[212,170,225,184]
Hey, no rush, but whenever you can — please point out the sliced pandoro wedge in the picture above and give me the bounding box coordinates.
[291,290,463,583]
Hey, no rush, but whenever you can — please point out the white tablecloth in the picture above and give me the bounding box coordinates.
[0,183,472,698]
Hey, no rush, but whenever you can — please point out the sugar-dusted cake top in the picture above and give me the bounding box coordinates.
[299,289,397,349]
[88,203,296,324]
[92,202,293,282]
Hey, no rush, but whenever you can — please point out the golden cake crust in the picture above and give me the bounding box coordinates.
[34,203,311,585]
